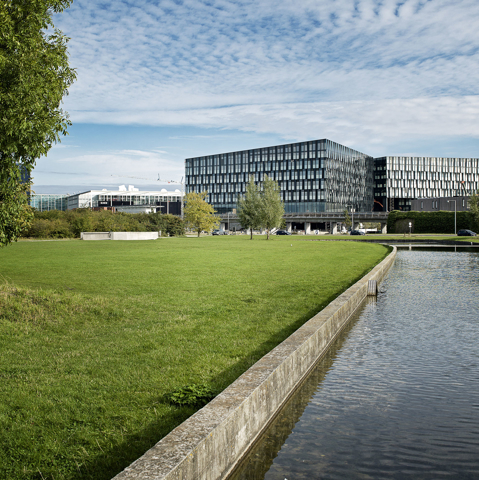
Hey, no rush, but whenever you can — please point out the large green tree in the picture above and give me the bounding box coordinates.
[0,0,76,246]
[259,175,284,240]
[184,191,219,237]
[237,175,262,239]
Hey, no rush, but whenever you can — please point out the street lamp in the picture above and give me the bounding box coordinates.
[409,221,412,236]
[447,200,457,235]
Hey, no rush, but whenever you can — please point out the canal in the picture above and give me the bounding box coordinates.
[230,249,479,479]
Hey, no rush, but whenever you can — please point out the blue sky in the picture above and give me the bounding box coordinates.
[35,0,479,193]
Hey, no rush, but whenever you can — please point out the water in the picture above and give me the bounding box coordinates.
[230,250,479,479]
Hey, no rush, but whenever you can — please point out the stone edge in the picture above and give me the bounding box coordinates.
[113,246,397,480]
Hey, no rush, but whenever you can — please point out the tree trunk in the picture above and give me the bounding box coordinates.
[266,229,269,240]
[250,227,253,240]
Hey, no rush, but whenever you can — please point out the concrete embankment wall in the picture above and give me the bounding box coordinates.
[81,232,159,241]
[113,246,397,480]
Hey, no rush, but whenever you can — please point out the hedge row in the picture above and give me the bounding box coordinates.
[23,209,185,238]
[387,210,477,234]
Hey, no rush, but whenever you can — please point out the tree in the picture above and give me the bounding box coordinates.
[184,191,219,237]
[469,192,479,231]
[259,175,284,240]
[145,212,185,237]
[237,175,262,239]
[0,0,76,246]
[343,209,352,230]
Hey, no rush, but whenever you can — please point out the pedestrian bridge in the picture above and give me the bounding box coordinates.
[218,211,389,234]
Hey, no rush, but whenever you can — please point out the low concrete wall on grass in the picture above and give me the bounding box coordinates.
[81,232,159,241]
[81,232,111,240]
[113,246,397,480]
[110,232,159,241]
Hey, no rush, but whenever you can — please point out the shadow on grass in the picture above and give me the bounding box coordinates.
[75,283,361,480]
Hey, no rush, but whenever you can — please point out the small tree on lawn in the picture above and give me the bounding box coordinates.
[259,175,284,240]
[237,176,262,239]
[343,209,352,231]
[184,191,219,237]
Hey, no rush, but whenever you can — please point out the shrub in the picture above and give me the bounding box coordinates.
[166,384,217,407]
[22,209,185,238]
[387,210,475,234]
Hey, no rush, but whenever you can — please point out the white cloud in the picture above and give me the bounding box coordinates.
[53,0,479,138]
[35,149,181,186]
[30,0,478,191]
[67,95,479,155]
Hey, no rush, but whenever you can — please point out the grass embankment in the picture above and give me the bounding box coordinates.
[316,233,479,243]
[0,237,389,480]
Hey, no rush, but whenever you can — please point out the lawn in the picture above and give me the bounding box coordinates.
[312,233,479,243]
[0,236,390,480]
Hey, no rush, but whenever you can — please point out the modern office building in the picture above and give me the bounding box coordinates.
[29,194,68,212]
[185,139,374,214]
[411,195,471,213]
[30,185,183,214]
[374,156,479,212]
[186,140,479,214]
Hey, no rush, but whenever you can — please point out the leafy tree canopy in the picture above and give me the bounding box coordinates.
[343,209,352,229]
[259,175,284,239]
[0,0,76,246]
[184,191,219,237]
[237,175,262,239]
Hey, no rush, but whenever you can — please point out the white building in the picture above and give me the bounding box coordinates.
[66,185,183,215]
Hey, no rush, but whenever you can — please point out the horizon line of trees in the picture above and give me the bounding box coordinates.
[21,209,185,239]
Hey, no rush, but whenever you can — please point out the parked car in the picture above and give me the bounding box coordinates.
[275,230,292,235]
[457,229,477,236]
[212,229,228,235]
[350,230,365,235]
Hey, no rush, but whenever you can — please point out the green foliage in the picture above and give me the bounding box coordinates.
[469,193,479,231]
[0,0,76,246]
[387,210,475,234]
[22,210,186,238]
[166,384,216,407]
[237,176,262,239]
[238,175,285,240]
[184,191,219,236]
[343,209,352,229]
[0,180,33,245]
[145,212,185,237]
[259,175,285,239]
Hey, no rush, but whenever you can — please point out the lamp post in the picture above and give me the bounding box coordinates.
[447,200,457,235]
[409,221,412,236]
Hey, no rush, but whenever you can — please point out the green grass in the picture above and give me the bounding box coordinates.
[312,233,479,243]
[0,236,389,480]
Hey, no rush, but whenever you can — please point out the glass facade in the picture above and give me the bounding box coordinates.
[67,190,182,214]
[29,194,68,211]
[185,139,374,214]
[374,156,479,212]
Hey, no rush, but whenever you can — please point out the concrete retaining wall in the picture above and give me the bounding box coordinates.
[81,232,111,240]
[81,232,159,241]
[110,232,159,241]
[113,246,397,480]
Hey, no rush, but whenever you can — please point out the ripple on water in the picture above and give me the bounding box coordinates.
[231,251,479,480]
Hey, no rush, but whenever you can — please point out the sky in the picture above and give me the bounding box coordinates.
[34,0,479,193]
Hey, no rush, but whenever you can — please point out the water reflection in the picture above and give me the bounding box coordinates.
[230,251,479,480]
